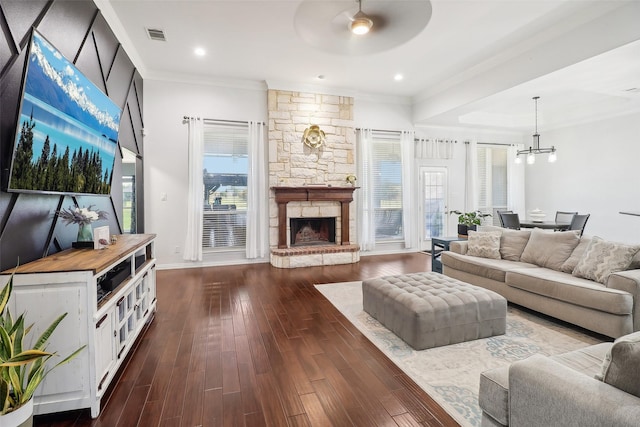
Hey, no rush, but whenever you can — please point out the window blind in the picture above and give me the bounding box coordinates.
[371,133,403,240]
[477,145,508,226]
[202,122,248,250]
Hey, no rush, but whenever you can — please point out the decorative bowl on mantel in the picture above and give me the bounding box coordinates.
[529,209,546,222]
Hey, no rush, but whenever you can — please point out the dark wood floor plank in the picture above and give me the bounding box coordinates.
[159,366,188,420]
[222,391,244,427]
[298,392,335,426]
[34,253,461,427]
[181,368,205,427]
[255,372,290,427]
[221,350,241,394]
[138,400,163,427]
[202,388,223,427]
[116,384,149,427]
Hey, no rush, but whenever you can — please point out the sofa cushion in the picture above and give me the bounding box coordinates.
[479,366,509,426]
[597,331,640,397]
[499,229,531,261]
[467,230,501,259]
[441,251,537,283]
[506,268,632,315]
[552,342,611,377]
[520,229,581,271]
[560,236,592,273]
[573,236,640,284]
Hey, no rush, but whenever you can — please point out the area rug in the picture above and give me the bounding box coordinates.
[315,281,605,427]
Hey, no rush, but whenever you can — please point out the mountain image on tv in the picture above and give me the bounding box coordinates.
[9,30,122,195]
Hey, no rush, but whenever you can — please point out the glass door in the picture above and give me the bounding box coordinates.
[419,167,448,250]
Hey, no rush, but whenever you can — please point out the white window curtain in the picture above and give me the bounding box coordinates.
[507,144,526,215]
[356,128,376,251]
[401,130,416,249]
[245,121,267,259]
[415,138,454,159]
[183,117,204,261]
[465,140,479,212]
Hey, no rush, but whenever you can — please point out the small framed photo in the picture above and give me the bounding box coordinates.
[93,226,110,249]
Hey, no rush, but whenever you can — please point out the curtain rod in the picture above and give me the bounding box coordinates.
[355,127,402,134]
[182,116,265,125]
[476,142,516,146]
[414,138,458,143]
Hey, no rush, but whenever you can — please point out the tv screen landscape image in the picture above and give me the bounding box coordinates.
[8,29,122,196]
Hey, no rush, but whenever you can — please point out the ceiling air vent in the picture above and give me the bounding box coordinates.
[146,28,166,41]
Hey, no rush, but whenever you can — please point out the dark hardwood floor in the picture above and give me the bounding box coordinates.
[35,252,459,426]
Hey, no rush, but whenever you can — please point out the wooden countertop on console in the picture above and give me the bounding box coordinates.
[3,234,156,275]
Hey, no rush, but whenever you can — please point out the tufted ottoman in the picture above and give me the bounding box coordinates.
[362,272,507,350]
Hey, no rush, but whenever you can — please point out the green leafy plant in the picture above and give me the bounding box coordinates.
[0,272,85,415]
[449,210,492,226]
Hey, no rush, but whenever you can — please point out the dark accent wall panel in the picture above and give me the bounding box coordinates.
[2,194,60,266]
[0,0,49,48]
[0,49,25,175]
[92,13,119,79]
[106,46,135,108]
[37,0,96,61]
[74,28,107,94]
[0,0,144,271]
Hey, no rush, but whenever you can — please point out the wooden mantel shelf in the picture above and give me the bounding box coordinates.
[271,186,358,249]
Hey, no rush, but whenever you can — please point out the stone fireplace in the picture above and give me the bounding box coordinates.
[267,89,360,268]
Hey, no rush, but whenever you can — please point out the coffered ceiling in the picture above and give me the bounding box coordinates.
[98,0,640,131]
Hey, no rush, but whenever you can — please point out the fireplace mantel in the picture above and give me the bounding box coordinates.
[272,186,358,248]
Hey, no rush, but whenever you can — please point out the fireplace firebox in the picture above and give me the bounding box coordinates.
[290,217,336,246]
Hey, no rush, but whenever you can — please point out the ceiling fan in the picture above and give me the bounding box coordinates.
[294,0,433,55]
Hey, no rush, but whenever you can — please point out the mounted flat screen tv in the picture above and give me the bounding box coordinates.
[7,29,121,196]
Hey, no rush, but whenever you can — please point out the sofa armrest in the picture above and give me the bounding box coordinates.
[449,240,468,255]
[509,354,640,427]
[607,268,640,331]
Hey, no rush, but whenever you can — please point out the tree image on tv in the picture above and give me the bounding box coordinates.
[10,112,113,194]
[9,30,120,195]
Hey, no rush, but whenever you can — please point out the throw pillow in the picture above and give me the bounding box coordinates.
[466,230,501,259]
[595,331,640,398]
[560,236,592,273]
[520,229,581,270]
[572,236,640,284]
[499,229,531,261]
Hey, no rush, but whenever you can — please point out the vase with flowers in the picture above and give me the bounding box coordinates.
[56,205,107,247]
[345,174,357,186]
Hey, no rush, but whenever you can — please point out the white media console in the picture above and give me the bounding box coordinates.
[0,234,157,418]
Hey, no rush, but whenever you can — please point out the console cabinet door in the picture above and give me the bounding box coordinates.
[94,309,115,394]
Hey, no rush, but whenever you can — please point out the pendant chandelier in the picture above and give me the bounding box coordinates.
[515,96,557,164]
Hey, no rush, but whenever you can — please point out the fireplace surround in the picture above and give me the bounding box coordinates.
[270,186,360,268]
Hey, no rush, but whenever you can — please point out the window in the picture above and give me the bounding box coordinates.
[477,144,508,226]
[371,133,403,241]
[202,122,248,250]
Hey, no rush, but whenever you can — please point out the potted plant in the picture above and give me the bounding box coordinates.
[0,272,85,426]
[449,210,492,236]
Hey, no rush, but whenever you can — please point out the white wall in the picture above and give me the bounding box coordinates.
[144,78,640,268]
[143,79,267,267]
[525,112,640,244]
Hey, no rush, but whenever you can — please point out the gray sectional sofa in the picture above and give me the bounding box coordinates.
[479,331,640,427]
[441,228,640,338]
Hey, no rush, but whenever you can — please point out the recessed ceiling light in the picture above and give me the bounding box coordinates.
[194,47,206,57]
[394,73,404,81]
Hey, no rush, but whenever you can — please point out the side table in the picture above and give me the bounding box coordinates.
[431,236,467,273]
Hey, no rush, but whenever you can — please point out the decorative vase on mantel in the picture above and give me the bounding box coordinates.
[77,223,93,242]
